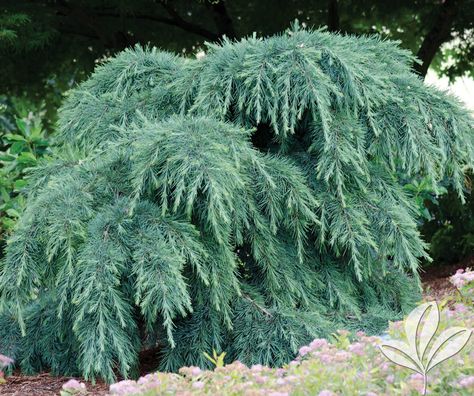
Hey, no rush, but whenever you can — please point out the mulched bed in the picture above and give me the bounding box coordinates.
[421,255,473,301]
[0,372,108,395]
[1,258,472,396]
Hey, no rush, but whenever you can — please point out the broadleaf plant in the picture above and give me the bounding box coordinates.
[0,98,51,254]
[0,25,473,383]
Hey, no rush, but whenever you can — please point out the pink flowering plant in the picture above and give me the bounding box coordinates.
[450,268,474,305]
[60,379,88,395]
[99,275,473,395]
[0,354,13,385]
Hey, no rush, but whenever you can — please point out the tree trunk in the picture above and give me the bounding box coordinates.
[206,0,236,39]
[327,0,340,32]
[414,0,461,78]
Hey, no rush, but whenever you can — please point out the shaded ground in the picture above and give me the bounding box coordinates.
[421,255,473,301]
[0,372,108,395]
[0,348,161,396]
[1,258,472,396]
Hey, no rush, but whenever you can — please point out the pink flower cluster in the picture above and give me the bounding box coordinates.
[61,379,87,395]
[298,338,328,357]
[60,281,473,395]
[108,373,181,395]
[0,354,13,368]
[450,267,474,288]
[0,354,13,384]
[459,375,474,388]
[109,380,140,395]
[297,332,382,366]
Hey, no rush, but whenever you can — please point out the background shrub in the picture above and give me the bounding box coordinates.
[0,97,51,254]
[422,178,474,265]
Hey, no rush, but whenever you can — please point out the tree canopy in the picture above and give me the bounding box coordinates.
[1,0,473,106]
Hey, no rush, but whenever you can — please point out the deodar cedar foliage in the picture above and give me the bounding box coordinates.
[0,25,473,383]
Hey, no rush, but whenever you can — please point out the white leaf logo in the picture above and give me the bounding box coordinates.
[379,301,472,395]
[425,327,472,372]
[379,340,422,373]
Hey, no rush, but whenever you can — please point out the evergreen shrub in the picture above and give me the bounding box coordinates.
[0,25,473,382]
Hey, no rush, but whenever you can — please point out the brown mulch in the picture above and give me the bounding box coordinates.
[0,372,108,395]
[1,259,473,396]
[0,347,161,395]
[421,255,474,301]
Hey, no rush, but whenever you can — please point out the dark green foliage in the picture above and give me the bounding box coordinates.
[1,26,473,383]
[422,176,474,265]
[2,0,474,107]
[0,98,51,254]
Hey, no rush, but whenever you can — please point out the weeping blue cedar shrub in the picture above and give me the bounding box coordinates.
[0,25,473,383]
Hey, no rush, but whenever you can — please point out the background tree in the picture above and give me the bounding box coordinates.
[0,26,472,383]
[1,0,473,108]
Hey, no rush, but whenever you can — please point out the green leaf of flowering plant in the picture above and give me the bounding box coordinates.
[14,118,28,135]
[0,154,16,161]
[17,151,36,165]
[4,133,26,142]
[9,141,25,154]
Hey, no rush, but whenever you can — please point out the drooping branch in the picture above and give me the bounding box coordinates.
[414,0,462,77]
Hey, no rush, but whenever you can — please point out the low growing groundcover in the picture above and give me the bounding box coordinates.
[55,268,473,395]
